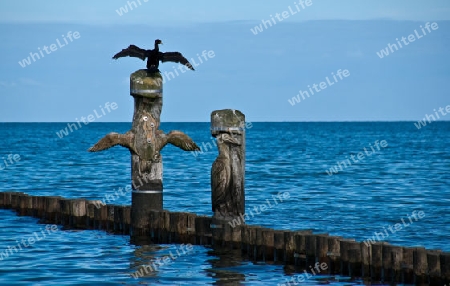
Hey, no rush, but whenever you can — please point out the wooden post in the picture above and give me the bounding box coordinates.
[284,231,297,264]
[427,250,441,285]
[210,109,245,251]
[129,71,163,235]
[94,204,108,229]
[305,234,317,265]
[255,227,265,260]
[210,109,245,220]
[89,70,199,235]
[294,232,307,266]
[11,192,24,212]
[273,231,286,262]
[122,206,131,234]
[348,247,362,278]
[45,196,62,224]
[413,247,428,284]
[33,196,45,218]
[3,192,13,209]
[195,216,212,245]
[371,242,386,282]
[23,195,34,217]
[316,234,329,266]
[360,242,371,278]
[261,229,275,261]
[17,194,29,216]
[159,211,171,244]
[86,201,98,229]
[249,226,260,260]
[169,212,188,243]
[59,199,71,226]
[186,213,196,245]
[106,205,115,231]
[70,199,86,228]
[114,206,124,233]
[402,247,415,284]
[327,236,341,274]
[382,245,403,283]
[441,252,450,284]
[340,239,358,276]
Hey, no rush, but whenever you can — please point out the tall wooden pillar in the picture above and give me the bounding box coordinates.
[129,70,164,233]
[89,69,199,236]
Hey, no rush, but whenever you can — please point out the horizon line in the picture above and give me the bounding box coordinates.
[2,120,450,124]
[1,18,449,25]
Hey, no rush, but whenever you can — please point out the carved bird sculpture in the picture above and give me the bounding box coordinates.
[211,133,242,218]
[89,112,199,160]
[88,129,199,158]
[112,39,195,72]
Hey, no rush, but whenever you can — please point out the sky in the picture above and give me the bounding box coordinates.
[0,1,449,122]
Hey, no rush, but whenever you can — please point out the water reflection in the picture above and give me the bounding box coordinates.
[206,247,246,285]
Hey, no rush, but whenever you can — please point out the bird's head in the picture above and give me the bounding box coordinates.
[217,133,241,146]
[155,39,163,45]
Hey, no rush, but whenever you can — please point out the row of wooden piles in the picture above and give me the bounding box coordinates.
[1,191,448,285]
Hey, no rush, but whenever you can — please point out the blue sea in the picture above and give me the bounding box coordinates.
[0,122,449,285]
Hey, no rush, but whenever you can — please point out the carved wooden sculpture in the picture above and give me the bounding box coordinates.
[88,70,199,233]
[211,110,245,220]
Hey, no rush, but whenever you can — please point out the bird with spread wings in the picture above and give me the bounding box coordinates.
[112,39,195,71]
[88,130,200,160]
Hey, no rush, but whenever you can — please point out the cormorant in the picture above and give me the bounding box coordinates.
[112,39,195,72]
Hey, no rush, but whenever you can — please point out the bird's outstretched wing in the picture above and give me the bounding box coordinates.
[112,45,146,61]
[88,132,135,153]
[159,52,195,70]
[158,130,200,151]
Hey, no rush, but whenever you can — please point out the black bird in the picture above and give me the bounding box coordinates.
[112,39,195,72]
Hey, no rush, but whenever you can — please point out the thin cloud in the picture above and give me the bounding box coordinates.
[19,78,43,86]
[0,81,17,87]
[347,49,364,58]
[0,78,43,87]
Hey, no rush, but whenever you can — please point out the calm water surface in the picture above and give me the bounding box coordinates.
[0,122,449,285]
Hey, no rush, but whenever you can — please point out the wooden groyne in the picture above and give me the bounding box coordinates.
[1,191,448,285]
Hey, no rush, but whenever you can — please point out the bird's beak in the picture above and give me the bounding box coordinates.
[160,42,164,45]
